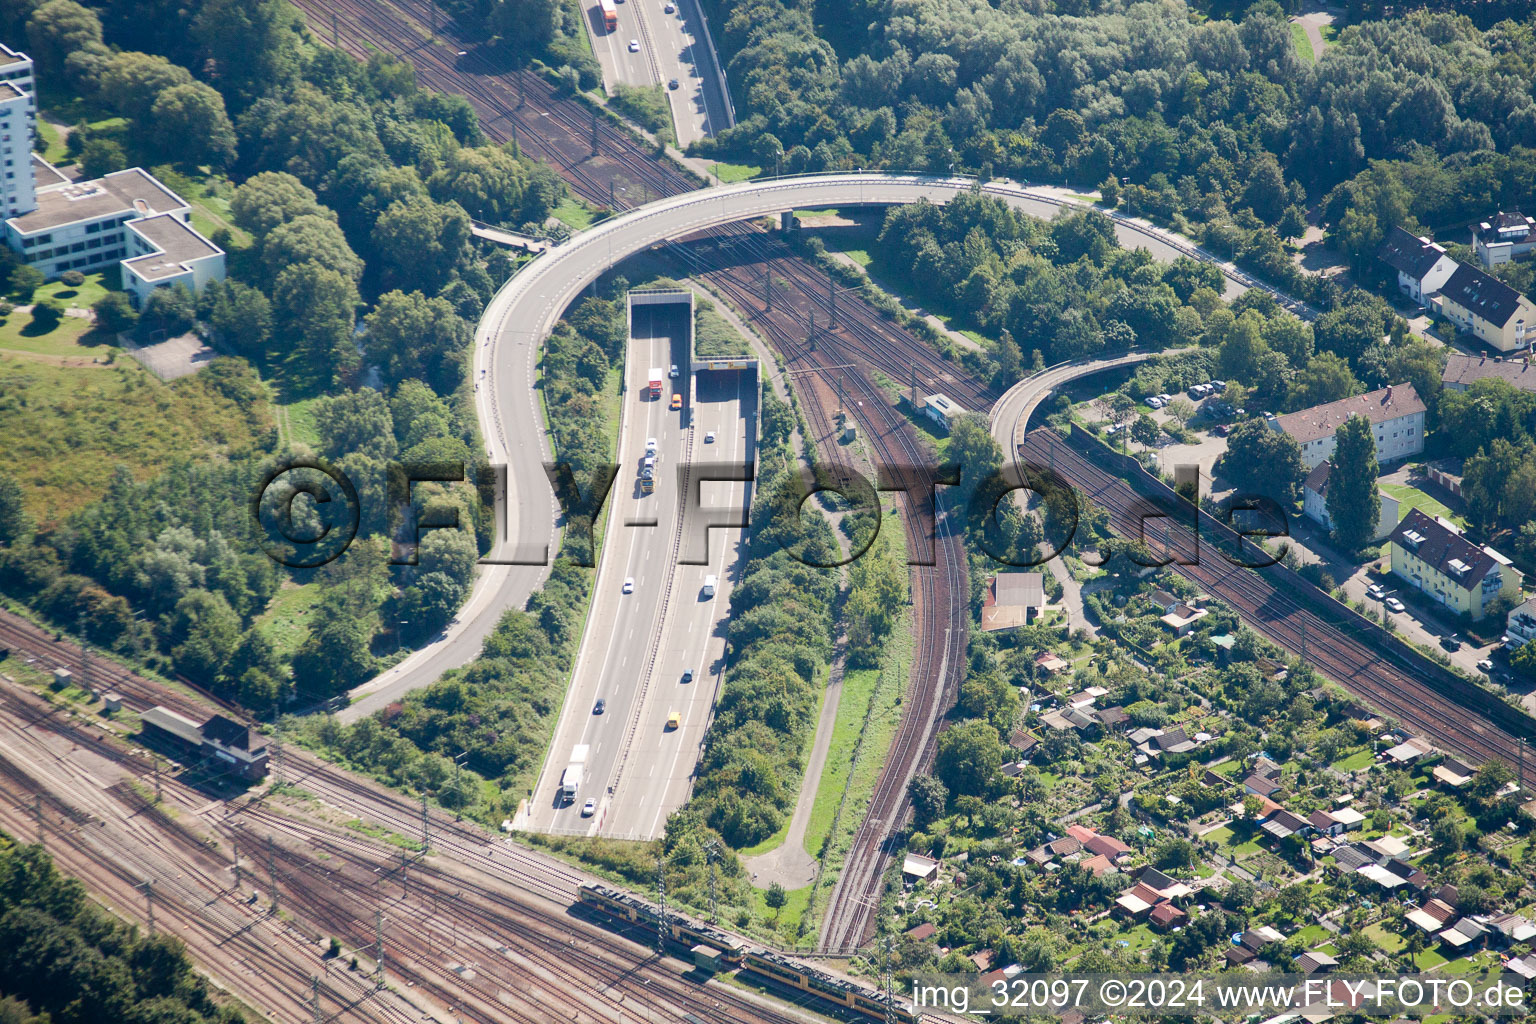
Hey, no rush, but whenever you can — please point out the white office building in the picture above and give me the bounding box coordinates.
[0,41,223,305]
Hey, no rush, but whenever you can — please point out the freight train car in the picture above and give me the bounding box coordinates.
[740,949,920,1023]
[576,884,745,964]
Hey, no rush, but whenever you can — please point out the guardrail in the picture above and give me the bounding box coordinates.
[689,0,735,130]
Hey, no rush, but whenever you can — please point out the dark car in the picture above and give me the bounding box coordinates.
[681,669,693,683]
[593,698,606,714]
[1440,635,1461,651]
[668,78,680,90]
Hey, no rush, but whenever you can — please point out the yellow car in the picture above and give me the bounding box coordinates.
[666,711,680,730]
[671,393,682,410]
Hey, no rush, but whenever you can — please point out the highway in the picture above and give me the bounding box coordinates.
[587,0,733,147]
[339,171,1293,735]
[522,300,754,838]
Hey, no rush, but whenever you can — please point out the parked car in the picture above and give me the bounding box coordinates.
[1213,423,1231,437]
[1440,634,1462,651]
[1478,659,1495,673]
[1367,584,1386,600]
[1147,396,1165,409]
[1385,597,1406,613]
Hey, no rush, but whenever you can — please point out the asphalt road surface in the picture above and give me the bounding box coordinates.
[587,0,731,147]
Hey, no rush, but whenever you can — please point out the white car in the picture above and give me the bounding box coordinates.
[628,38,640,52]
[663,0,674,9]
[1478,659,1495,673]
[645,437,657,453]
[669,364,679,378]
[581,799,596,817]
[1146,396,1164,409]
[704,430,716,443]
[1385,597,1406,613]
[622,577,635,593]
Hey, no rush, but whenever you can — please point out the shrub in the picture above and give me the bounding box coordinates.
[60,269,85,287]
[9,264,42,299]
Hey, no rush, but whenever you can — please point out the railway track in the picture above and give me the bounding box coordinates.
[1016,428,1530,767]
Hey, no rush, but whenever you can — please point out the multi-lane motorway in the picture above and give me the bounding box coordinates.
[525,299,756,838]
[587,0,733,147]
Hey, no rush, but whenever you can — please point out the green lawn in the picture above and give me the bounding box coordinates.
[1380,482,1465,529]
[552,196,597,229]
[1363,922,1406,952]
[254,583,325,660]
[712,162,761,183]
[1290,21,1317,63]
[36,117,69,165]
[1330,747,1374,773]
[839,248,873,268]
[0,272,115,358]
[1293,924,1331,946]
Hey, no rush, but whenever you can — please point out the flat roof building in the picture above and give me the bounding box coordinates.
[922,393,964,430]
[0,40,224,304]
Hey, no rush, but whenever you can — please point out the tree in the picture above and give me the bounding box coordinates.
[230,171,334,241]
[764,882,787,917]
[8,265,42,300]
[272,262,360,387]
[371,196,471,293]
[1165,396,1195,426]
[96,50,190,120]
[24,0,100,72]
[908,774,948,828]
[0,467,30,545]
[364,290,469,394]
[149,82,236,167]
[1131,413,1160,446]
[1220,418,1304,503]
[78,136,125,179]
[1289,352,1358,410]
[1325,414,1380,551]
[197,280,271,359]
[190,0,298,104]
[142,284,196,335]
[934,719,1001,798]
[27,299,61,331]
[1277,883,1309,920]
[261,214,362,286]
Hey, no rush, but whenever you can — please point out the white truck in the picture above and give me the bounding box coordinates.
[560,743,590,803]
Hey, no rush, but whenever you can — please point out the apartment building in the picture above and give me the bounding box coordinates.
[1441,351,1536,395]
[0,41,223,304]
[1269,383,1425,470]
[1428,263,1535,353]
[1387,508,1520,620]
[1376,226,1457,303]
[1474,212,1536,268]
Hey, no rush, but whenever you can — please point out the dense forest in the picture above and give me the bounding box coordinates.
[0,841,245,1024]
[0,0,573,708]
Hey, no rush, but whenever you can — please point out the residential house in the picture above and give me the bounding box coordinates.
[1383,735,1435,765]
[1115,882,1164,918]
[1506,595,1536,646]
[1085,834,1133,863]
[1080,854,1114,878]
[1473,211,1536,268]
[1301,460,1399,540]
[1377,225,1459,301]
[1388,509,1521,620]
[1487,914,1536,946]
[982,572,1046,631]
[1405,898,1457,934]
[906,922,937,943]
[1261,808,1310,842]
[1296,952,1338,974]
[1034,651,1069,675]
[1269,383,1426,470]
[1148,902,1187,931]
[1239,926,1285,953]
[1149,727,1198,756]
[1439,918,1488,952]
[1432,757,1476,789]
[1442,352,1536,394]
[1148,589,1181,614]
[1428,263,1535,352]
[1065,824,1098,844]
[1096,706,1130,731]
[1307,810,1344,837]
[1160,603,1209,636]
[1008,730,1039,758]
[902,854,939,882]
[1244,774,1283,799]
